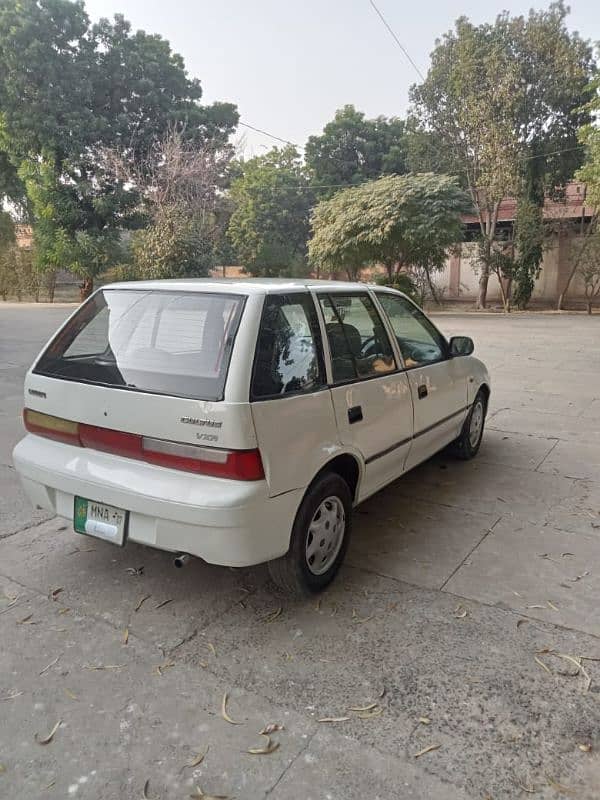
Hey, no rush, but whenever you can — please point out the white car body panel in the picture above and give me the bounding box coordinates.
[13,278,491,569]
[251,390,344,497]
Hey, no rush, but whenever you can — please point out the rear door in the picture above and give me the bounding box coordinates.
[316,291,414,501]
[249,292,340,497]
[376,292,469,469]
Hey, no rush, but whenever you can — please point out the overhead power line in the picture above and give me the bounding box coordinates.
[238,121,299,148]
[367,0,425,82]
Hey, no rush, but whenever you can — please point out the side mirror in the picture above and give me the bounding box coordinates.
[449,336,474,357]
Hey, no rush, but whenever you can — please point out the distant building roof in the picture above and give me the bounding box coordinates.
[462,182,593,225]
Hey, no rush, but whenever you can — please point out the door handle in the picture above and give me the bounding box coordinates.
[417,384,428,399]
[348,405,363,424]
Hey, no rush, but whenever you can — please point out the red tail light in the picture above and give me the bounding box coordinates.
[23,409,264,481]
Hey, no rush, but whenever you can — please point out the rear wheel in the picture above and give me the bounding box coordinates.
[268,472,352,596]
[449,390,487,460]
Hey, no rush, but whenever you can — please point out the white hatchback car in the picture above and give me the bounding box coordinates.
[13,279,490,594]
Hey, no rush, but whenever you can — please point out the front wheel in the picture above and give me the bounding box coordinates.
[268,472,352,596]
[449,390,487,460]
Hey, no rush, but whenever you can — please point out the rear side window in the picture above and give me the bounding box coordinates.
[318,293,396,383]
[251,293,325,399]
[34,290,245,401]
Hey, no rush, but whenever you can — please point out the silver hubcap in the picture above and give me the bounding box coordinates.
[469,400,484,448]
[305,496,345,576]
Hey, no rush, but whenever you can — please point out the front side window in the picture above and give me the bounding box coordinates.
[318,293,396,383]
[34,290,245,401]
[377,293,447,367]
[251,293,325,399]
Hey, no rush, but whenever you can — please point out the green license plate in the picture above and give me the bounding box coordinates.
[74,497,127,546]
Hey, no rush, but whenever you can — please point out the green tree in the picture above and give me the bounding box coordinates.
[227,147,313,277]
[575,231,600,314]
[410,3,594,308]
[0,0,238,297]
[308,173,466,289]
[305,105,408,198]
[558,70,600,309]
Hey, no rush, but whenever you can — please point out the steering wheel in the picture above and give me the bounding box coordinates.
[360,335,377,357]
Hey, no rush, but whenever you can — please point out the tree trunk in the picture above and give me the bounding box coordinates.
[45,271,56,303]
[587,300,592,315]
[79,276,94,301]
[476,270,489,310]
[425,268,440,305]
[476,201,502,310]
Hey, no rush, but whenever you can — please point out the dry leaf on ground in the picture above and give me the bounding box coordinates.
[35,719,62,745]
[155,661,175,676]
[516,782,536,794]
[134,594,151,612]
[261,607,282,623]
[351,608,374,624]
[221,692,243,725]
[546,776,575,795]
[185,747,209,768]
[39,655,61,676]
[247,734,280,755]
[348,702,378,712]
[355,707,383,719]
[259,723,284,735]
[534,656,552,674]
[0,691,23,701]
[413,743,441,758]
[190,787,229,800]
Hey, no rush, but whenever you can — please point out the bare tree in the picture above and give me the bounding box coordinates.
[106,126,234,278]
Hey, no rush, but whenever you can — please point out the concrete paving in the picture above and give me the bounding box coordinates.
[1,304,600,799]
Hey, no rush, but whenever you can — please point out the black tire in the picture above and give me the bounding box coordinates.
[449,389,487,460]
[268,472,352,596]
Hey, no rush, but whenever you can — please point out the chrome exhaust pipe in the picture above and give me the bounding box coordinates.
[173,553,192,568]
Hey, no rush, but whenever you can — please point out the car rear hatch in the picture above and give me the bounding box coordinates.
[23,287,263,481]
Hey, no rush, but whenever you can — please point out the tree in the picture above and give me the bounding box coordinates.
[557,70,600,309]
[114,127,233,279]
[227,147,313,277]
[410,3,594,308]
[0,0,238,297]
[308,173,466,288]
[305,105,408,198]
[575,232,600,314]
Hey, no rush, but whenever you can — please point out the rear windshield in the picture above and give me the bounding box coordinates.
[34,289,245,401]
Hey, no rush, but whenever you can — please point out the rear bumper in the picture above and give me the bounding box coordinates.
[12,435,302,567]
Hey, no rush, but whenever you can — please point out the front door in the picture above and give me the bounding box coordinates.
[316,291,414,501]
[376,292,469,470]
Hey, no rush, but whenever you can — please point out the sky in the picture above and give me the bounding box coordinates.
[83,0,600,156]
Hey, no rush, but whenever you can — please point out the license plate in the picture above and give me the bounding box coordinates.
[74,497,127,546]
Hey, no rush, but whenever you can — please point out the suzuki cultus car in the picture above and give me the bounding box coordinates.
[13,279,490,594]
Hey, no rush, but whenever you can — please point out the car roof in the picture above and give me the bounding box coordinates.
[101,277,393,296]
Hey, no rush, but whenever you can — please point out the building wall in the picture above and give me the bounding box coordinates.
[441,231,588,305]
